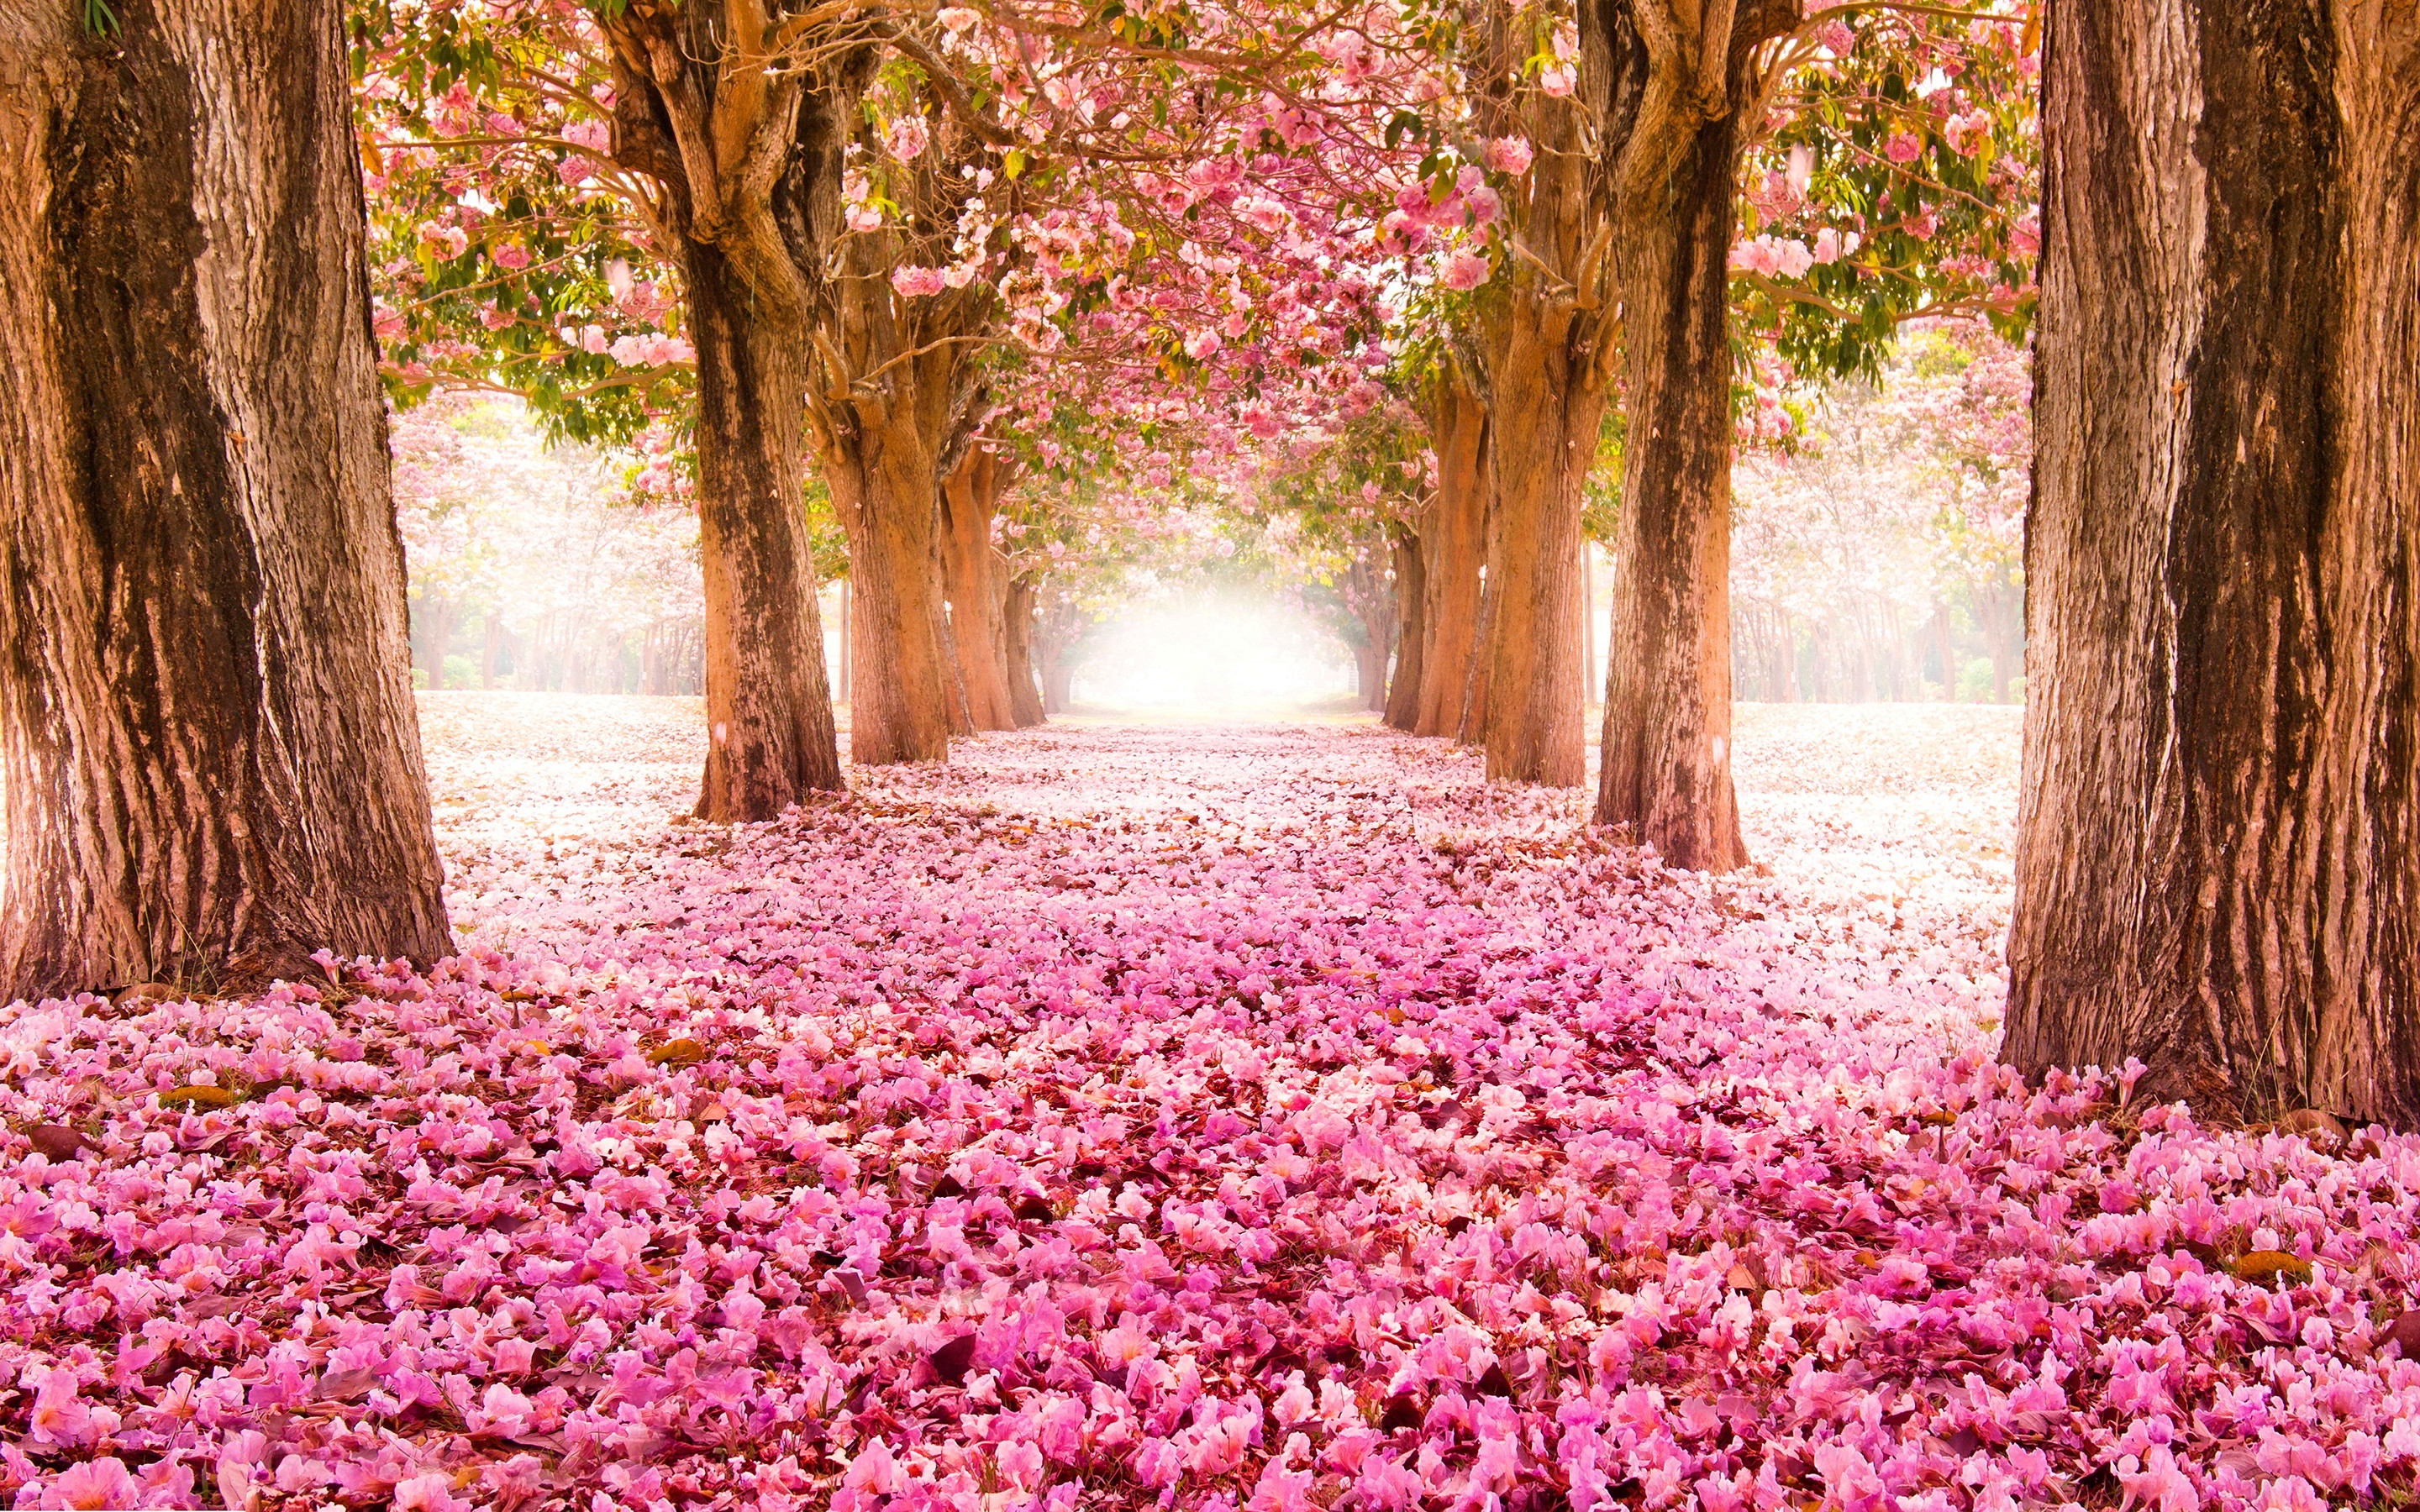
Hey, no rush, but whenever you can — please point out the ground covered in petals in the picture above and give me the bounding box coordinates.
[4,696,2412,1512]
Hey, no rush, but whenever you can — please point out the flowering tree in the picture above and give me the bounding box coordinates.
[1384,2,2037,868]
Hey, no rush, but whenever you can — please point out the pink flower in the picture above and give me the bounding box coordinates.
[1438,248,1491,291]
[44,1457,138,1510]
[490,241,530,270]
[1183,328,1223,360]
[938,6,979,30]
[1486,137,1534,175]
[997,1441,1044,1490]
[843,1441,905,1495]
[886,114,930,161]
[393,1472,474,1512]
[1886,132,1924,164]
[891,265,949,298]
[27,1373,92,1448]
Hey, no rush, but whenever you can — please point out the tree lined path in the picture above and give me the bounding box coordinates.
[4,0,2418,1504]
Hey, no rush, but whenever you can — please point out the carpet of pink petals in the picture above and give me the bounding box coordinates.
[4,694,2412,1512]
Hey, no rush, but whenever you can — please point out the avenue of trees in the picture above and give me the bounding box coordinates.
[2,0,2415,1121]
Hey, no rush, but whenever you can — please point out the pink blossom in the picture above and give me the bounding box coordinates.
[1886,132,1925,164]
[885,114,930,161]
[891,265,949,297]
[42,1458,138,1511]
[1486,136,1534,175]
[1437,247,1491,291]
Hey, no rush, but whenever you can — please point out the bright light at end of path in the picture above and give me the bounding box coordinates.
[1073,592,1355,715]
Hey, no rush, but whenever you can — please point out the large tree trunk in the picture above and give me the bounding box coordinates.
[940,448,1020,730]
[682,240,844,817]
[1475,309,1602,785]
[1383,527,1427,729]
[1588,5,1772,873]
[1002,573,1045,727]
[2005,0,2420,1123]
[823,412,955,765]
[1417,377,1491,738]
[0,0,449,1001]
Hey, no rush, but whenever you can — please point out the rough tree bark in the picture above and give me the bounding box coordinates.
[940,447,1021,730]
[1383,526,1427,730]
[1416,374,1491,738]
[1476,291,1603,784]
[683,239,844,814]
[1463,4,1610,786]
[0,0,450,1001]
[1591,3,1793,870]
[1002,573,1045,727]
[823,406,957,763]
[2004,0,2420,1123]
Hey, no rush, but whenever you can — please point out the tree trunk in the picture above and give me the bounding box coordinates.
[823,412,954,765]
[940,449,1020,729]
[1928,602,1956,701]
[1383,528,1427,729]
[1418,377,1491,738]
[836,578,851,704]
[1975,575,2023,704]
[1473,290,1602,787]
[1592,47,1752,873]
[1002,573,1045,727]
[0,0,449,1001]
[682,239,844,817]
[412,596,455,688]
[2005,0,2420,1123]
[1460,564,1495,746]
[482,614,503,690]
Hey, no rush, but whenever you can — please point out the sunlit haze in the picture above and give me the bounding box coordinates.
[1064,591,1355,713]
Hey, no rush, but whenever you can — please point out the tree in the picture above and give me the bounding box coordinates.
[2003,0,2420,1123]
[939,443,1029,730]
[0,0,450,1003]
[1416,365,1491,738]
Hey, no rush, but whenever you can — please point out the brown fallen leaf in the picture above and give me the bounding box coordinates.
[646,1039,708,1068]
[1724,1263,1761,1292]
[1012,1194,1056,1222]
[2227,1249,2313,1288]
[929,1333,978,1384]
[158,1084,241,1110]
[2276,1108,2349,1147]
[2374,1310,2420,1361]
[1378,1394,1423,1432]
[113,982,187,1006]
[1474,1362,1515,1398]
[26,1126,94,1162]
